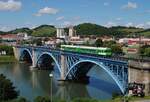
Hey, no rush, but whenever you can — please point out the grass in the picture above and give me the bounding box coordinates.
[0,55,17,63]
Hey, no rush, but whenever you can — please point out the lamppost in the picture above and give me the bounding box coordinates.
[49,73,53,102]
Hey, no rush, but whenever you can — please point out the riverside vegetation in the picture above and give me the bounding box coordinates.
[0,45,17,63]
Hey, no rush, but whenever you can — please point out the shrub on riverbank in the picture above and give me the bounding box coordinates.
[3,96,150,102]
[0,74,19,101]
[0,56,17,63]
[0,45,14,55]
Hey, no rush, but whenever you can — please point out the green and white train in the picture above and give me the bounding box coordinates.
[61,45,112,56]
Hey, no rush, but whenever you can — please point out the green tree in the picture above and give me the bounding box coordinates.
[0,45,14,55]
[95,39,103,47]
[0,74,19,101]
[103,41,116,47]
[144,48,150,57]
[16,97,28,102]
[32,38,43,46]
[110,45,123,54]
[140,45,150,57]
[102,41,123,54]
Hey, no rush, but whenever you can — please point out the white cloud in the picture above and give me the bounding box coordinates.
[0,25,15,31]
[105,21,117,27]
[35,7,59,16]
[0,0,22,11]
[73,16,80,20]
[136,24,145,28]
[104,2,109,6]
[146,22,150,26]
[56,16,64,21]
[125,22,134,27]
[122,2,137,10]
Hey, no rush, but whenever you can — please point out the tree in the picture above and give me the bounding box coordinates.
[32,38,43,46]
[110,44,123,54]
[0,45,14,55]
[16,97,28,102]
[140,45,150,57]
[103,40,116,47]
[0,74,19,101]
[144,48,150,57]
[95,38,103,47]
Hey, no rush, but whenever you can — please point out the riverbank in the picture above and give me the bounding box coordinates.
[0,56,17,63]
[3,96,150,102]
[111,96,150,102]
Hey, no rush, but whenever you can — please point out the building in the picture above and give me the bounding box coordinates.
[17,32,30,40]
[0,34,18,41]
[56,28,68,43]
[119,38,150,45]
[69,26,76,37]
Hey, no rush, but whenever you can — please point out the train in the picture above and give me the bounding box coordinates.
[61,45,112,56]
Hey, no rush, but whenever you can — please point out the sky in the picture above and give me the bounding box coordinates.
[0,0,150,31]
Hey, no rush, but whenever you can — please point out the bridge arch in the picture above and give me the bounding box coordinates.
[20,48,33,63]
[36,52,61,74]
[65,60,125,94]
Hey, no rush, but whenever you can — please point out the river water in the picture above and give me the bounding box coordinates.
[0,62,122,101]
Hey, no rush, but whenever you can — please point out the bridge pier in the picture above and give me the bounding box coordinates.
[13,47,20,60]
[60,55,67,81]
[31,48,37,68]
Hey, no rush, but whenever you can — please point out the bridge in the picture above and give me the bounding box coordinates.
[13,46,128,94]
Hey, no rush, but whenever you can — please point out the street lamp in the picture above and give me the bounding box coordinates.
[49,73,53,102]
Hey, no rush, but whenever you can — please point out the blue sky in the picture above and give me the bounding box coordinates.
[0,0,150,31]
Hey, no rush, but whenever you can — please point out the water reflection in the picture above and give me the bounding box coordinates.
[0,63,122,101]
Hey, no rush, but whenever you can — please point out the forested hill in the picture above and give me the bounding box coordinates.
[74,23,109,35]
[74,23,148,37]
[0,23,150,37]
[0,25,56,37]
[31,25,56,37]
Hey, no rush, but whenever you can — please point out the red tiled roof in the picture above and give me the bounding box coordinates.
[0,34,17,38]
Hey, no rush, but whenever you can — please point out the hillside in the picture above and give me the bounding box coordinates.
[0,31,4,35]
[32,25,56,37]
[74,23,145,37]
[74,23,109,36]
[0,25,56,37]
[138,29,150,37]
[110,26,144,33]
[7,28,32,35]
[0,23,150,38]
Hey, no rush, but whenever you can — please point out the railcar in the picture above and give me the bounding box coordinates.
[61,45,112,56]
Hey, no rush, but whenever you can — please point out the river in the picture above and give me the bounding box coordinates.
[0,62,127,101]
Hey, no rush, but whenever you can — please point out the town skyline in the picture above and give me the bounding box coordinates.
[0,0,150,31]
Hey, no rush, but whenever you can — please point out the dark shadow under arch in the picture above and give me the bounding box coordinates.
[65,60,125,93]
[20,50,32,64]
[36,52,61,73]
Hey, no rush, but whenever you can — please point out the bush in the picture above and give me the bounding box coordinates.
[0,74,19,101]
[34,96,51,102]
[14,97,29,102]
[0,45,14,55]
[95,39,103,47]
